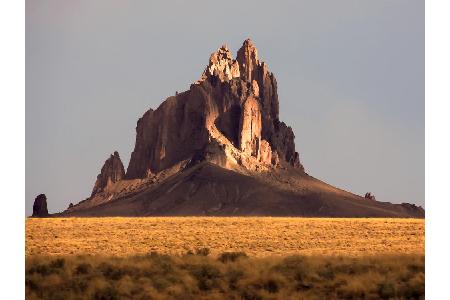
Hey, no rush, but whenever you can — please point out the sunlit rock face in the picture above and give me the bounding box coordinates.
[239,95,262,158]
[260,140,273,165]
[125,39,303,179]
[200,45,240,82]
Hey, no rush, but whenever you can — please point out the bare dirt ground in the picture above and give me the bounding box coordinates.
[26,217,424,257]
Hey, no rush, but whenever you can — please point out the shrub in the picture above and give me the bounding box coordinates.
[189,263,222,291]
[226,269,244,290]
[263,278,279,293]
[147,253,175,275]
[378,282,396,299]
[148,251,159,257]
[70,277,89,293]
[94,286,118,300]
[218,252,248,263]
[25,254,424,299]
[75,263,92,275]
[25,277,40,292]
[195,247,210,256]
[50,258,65,269]
[317,263,335,280]
[98,263,131,281]
[240,289,263,300]
[28,263,54,276]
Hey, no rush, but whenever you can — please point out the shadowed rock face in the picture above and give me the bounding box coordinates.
[32,194,48,217]
[91,151,125,196]
[201,45,240,82]
[64,162,424,218]
[126,39,302,179]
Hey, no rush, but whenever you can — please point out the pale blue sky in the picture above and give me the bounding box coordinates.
[26,0,424,214]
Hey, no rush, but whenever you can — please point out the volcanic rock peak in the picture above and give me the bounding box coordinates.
[125,39,302,180]
[62,39,424,218]
[124,39,302,178]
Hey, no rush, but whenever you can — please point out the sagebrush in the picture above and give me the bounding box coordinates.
[26,253,424,300]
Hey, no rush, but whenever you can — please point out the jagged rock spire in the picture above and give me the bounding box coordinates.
[91,151,125,196]
[200,44,240,82]
[236,38,260,82]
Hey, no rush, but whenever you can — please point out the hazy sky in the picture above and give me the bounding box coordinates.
[26,0,424,214]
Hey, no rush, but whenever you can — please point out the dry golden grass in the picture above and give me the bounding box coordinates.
[25,253,425,300]
[26,217,424,257]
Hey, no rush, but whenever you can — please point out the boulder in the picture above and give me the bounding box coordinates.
[32,194,48,217]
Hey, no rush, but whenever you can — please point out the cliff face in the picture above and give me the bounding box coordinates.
[126,39,302,179]
[91,151,125,196]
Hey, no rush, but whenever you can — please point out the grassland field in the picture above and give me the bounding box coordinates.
[26,217,424,257]
[25,217,424,299]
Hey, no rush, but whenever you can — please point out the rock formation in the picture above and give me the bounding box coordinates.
[365,192,376,201]
[126,39,302,179]
[260,140,272,165]
[200,45,240,82]
[91,151,125,196]
[60,39,424,218]
[239,96,262,158]
[32,194,48,217]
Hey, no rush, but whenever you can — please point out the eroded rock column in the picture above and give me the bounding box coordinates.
[239,96,262,158]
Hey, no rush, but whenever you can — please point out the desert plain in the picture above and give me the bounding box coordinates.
[26,217,424,257]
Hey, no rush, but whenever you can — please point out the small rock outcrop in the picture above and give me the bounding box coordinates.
[401,203,424,215]
[32,194,48,217]
[91,151,125,196]
[364,192,376,200]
